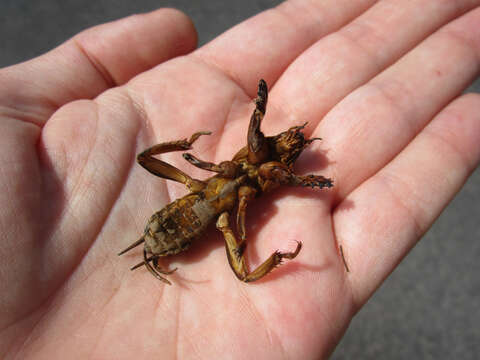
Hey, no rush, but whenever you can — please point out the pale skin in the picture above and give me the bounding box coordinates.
[1,1,480,359]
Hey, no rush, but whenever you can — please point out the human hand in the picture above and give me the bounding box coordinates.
[1,2,479,359]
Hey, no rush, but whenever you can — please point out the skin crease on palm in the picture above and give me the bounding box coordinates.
[0,0,479,359]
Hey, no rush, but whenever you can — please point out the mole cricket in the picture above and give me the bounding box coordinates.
[118,79,334,284]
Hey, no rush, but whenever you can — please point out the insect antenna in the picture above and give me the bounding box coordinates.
[117,237,145,256]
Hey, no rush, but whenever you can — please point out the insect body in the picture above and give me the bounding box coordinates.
[118,79,333,284]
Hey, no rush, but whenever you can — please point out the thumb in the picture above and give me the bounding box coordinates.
[0,8,197,126]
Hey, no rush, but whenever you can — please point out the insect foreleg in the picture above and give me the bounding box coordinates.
[247,79,269,164]
[258,161,333,189]
[292,174,334,189]
[137,131,211,192]
[216,212,301,282]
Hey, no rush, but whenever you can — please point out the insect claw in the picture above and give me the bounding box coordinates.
[145,266,172,285]
[153,260,178,275]
[145,262,172,285]
[305,137,322,146]
[143,250,173,285]
[165,267,178,275]
[187,131,211,144]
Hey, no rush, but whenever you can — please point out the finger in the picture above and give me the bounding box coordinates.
[0,8,197,126]
[319,5,480,202]
[333,93,480,307]
[196,0,378,95]
[271,0,480,132]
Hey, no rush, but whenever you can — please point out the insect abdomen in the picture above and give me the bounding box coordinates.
[144,193,217,256]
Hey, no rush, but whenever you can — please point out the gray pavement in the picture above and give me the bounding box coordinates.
[1,1,478,359]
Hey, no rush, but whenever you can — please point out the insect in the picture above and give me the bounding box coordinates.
[118,79,333,284]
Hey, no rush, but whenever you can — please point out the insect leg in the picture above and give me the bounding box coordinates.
[258,161,333,189]
[137,131,211,192]
[216,212,301,282]
[247,79,269,164]
[152,257,178,275]
[182,154,239,178]
[142,251,172,285]
[235,185,257,256]
[293,174,334,189]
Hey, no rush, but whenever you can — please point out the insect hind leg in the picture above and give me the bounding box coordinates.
[143,251,176,285]
[216,212,301,282]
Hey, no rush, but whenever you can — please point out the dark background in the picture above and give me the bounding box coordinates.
[1,1,478,359]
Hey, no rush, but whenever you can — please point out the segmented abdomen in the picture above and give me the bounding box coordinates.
[144,193,217,256]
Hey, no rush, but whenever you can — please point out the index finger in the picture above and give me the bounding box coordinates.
[196,0,377,96]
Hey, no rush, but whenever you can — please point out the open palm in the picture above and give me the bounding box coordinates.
[2,2,480,359]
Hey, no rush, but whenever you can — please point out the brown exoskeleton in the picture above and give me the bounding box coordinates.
[118,79,333,284]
